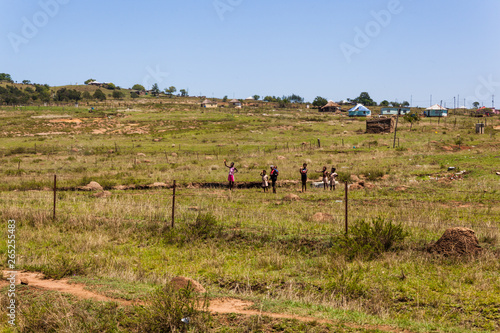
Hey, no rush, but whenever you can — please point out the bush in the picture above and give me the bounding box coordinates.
[336,172,351,183]
[164,213,222,245]
[138,283,211,332]
[325,265,368,300]
[336,217,409,260]
[362,168,385,181]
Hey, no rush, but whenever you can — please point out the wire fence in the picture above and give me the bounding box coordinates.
[3,176,498,237]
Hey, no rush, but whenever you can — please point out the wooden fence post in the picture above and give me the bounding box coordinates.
[53,175,57,220]
[345,181,348,235]
[171,180,176,228]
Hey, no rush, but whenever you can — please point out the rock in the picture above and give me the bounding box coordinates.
[93,191,112,198]
[143,160,151,163]
[188,206,200,211]
[20,279,28,285]
[113,185,135,190]
[351,175,361,182]
[277,156,286,160]
[79,181,103,191]
[148,182,168,188]
[170,276,206,293]
[312,212,333,222]
[283,194,300,201]
[171,153,178,157]
[428,227,482,256]
[153,138,162,142]
[137,153,146,157]
[205,156,214,160]
[349,183,364,190]
[71,147,79,152]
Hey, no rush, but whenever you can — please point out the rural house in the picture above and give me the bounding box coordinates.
[348,104,371,117]
[201,99,218,108]
[320,100,341,112]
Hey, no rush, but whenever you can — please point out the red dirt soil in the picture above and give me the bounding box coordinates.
[1,270,413,332]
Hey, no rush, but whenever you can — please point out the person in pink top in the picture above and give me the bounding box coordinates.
[224,160,238,190]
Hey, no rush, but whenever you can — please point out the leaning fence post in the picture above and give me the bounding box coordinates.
[171,180,176,228]
[53,174,57,220]
[345,181,348,235]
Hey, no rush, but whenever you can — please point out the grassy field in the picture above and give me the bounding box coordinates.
[0,99,499,332]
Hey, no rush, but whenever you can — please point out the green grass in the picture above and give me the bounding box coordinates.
[0,101,499,332]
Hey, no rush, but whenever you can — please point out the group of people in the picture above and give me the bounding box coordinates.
[299,164,337,192]
[224,160,337,193]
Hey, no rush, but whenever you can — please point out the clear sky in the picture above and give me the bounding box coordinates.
[1,0,499,107]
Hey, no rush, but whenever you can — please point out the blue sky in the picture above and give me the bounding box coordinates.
[1,0,499,107]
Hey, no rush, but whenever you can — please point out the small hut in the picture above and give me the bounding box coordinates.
[348,104,371,117]
[424,104,447,117]
[366,117,395,134]
[201,99,218,108]
[320,100,341,112]
[229,99,242,108]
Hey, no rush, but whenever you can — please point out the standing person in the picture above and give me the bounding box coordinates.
[316,166,328,190]
[299,163,308,192]
[260,169,269,192]
[270,165,279,193]
[329,167,338,190]
[224,160,238,190]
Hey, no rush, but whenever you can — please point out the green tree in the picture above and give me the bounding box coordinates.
[179,89,188,97]
[353,92,376,106]
[288,94,304,103]
[222,96,228,102]
[0,73,14,83]
[131,92,139,99]
[93,89,106,101]
[82,91,91,100]
[112,90,125,99]
[105,83,116,90]
[84,79,96,85]
[401,101,410,107]
[22,80,31,85]
[165,86,177,97]
[403,111,421,131]
[151,83,160,97]
[473,101,480,108]
[380,100,389,106]
[55,88,81,102]
[132,84,145,91]
[277,97,290,108]
[312,96,328,108]
[253,95,260,101]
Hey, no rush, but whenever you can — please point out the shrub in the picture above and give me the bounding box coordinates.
[336,217,409,260]
[138,283,211,332]
[325,265,368,300]
[164,213,222,245]
[362,168,385,181]
[336,172,351,183]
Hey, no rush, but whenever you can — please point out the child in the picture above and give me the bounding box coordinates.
[299,163,308,192]
[224,160,238,190]
[260,170,269,192]
[270,165,279,193]
[316,166,328,190]
[329,167,338,190]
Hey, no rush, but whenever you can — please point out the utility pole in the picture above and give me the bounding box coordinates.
[393,107,401,148]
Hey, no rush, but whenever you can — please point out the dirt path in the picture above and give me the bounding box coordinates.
[2,271,412,332]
